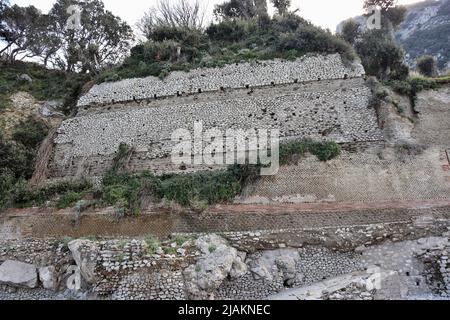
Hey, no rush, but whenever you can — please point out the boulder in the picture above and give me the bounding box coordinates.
[38,266,57,290]
[250,265,272,281]
[183,234,238,299]
[250,249,300,283]
[276,256,298,286]
[0,260,38,288]
[18,74,32,83]
[229,252,248,279]
[40,101,63,118]
[68,239,99,284]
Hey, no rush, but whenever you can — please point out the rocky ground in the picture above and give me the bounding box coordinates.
[0,232,449,300]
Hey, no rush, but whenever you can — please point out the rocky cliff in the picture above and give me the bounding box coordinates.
[337,0,450,70]
[397,0,450,69]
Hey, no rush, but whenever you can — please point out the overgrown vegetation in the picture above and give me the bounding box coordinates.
[385,76,439,108]
[279,140,342,165]
[144,234,161,254]
[56,191,84,209]
[13,178,92,208]
[340,0,409,81]
[99,141,341,215]
[98,11,355,82]
[416,55,438,78]
[101,144,258,214]
[0,60,89,113]
[0,117,50,210]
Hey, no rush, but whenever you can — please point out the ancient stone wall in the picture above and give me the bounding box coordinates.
[50,76,382,178]
[77,54,365,107]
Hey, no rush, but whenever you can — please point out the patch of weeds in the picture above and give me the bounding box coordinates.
[280,140,341,164]
[171,235,190,246]
[116,252,125,262]
[82,235,98,242]
[58,237,73,252]
[56,191,84,209]
[392,100,404,114]
[112,205,126,221]
[208,245,217,253]
[144,234,161,255]
[396,143,425,156]
[14,179,92,208]
[101,144,264,209]
[386,77,439,108]
[163,246,178,255]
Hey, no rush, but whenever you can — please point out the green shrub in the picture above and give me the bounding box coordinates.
[13,179,92,207]
[163,246,178,255]
[56,192,83,209]
[279,141,310,165]
[12,117,49,150]
[355,30,409,81]
[0,133,35,180]
[276,26,356,61]
[0,61,90,114]
[172,235,189,246]
[0,169,16,210]
[97,15,357,84]
[206,19,251,42]
[145,234,161,254]
[308,141,342,162]
[157,171,242,207]
[386,76,438,107]
[279,140,341,164]
[103,147,160,215]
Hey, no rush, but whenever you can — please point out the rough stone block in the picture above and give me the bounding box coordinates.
[0,260,38,288]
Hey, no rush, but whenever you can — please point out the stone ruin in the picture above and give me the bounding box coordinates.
[2,53,449,301]
[48,54,382,179]
[1,211,449,300]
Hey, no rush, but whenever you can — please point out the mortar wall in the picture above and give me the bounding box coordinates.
[51,78,382,178]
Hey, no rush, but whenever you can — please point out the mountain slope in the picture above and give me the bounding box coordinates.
[337,0,450,70]
[397,0,450,69]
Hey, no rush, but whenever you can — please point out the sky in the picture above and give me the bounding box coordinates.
[11,0,424,32]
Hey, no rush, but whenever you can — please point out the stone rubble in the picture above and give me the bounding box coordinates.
[0,227,449,300]
[0,260,38,289]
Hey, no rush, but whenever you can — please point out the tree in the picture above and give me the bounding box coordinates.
[416,55,437,77]
[0,0,8,26]
[384,5,407,28]
[364,0,397,12]
[46,0,134,74]
[271,0,291,16]
[0,0,8,23]
[355,29,408,80]
[255,0,269,17]
[0,4,48,61]
[137,0,205,40]
[213,0,258,20]
[340,19,361,45]
[364,0,406,37]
